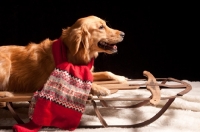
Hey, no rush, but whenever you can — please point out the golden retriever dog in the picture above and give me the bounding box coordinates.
[0,16,126,100]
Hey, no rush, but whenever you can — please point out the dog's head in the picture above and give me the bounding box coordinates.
[61,16,125,64]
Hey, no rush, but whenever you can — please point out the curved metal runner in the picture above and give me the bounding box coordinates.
[79,71,192,128]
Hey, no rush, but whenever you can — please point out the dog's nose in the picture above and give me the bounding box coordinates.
[120,32,125,38]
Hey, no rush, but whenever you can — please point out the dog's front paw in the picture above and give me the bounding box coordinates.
[106,72,128,83]
[91,83,110,96]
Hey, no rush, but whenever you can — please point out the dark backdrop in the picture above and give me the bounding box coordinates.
[0,0,198,80]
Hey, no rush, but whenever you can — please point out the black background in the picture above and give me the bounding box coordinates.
[0,0,198,80]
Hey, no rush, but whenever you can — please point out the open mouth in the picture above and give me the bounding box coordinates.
[98,41,117,52]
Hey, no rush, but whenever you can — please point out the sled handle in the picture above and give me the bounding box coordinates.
[143,71,161,105]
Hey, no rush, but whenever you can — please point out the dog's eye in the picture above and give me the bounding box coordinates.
[99,25,104,29]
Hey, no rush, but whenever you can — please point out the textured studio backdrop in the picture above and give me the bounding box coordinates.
[0,1,198,80]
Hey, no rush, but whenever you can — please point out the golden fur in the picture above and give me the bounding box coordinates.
[0,16,126,98]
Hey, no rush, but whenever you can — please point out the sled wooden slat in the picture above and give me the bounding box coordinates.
[0,93,33,102]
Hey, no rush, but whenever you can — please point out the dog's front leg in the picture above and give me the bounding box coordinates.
[91,72,127,96]
[92,71,127,82]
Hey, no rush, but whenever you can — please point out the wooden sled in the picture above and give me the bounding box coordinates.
[0,71,192,129]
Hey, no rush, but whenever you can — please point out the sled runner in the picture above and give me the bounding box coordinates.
[0,71,192,129]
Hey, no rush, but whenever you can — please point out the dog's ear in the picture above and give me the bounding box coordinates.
[81,25,90,51]
[66,25,90,55]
